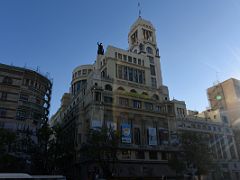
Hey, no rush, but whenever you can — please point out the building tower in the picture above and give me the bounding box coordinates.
[128,17,163,88]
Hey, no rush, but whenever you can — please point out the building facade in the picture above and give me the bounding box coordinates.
[51,17,240,179]
[207,78,240,127]
[0,63,52,149]
[173,112,240,179]
[51,17,179,178]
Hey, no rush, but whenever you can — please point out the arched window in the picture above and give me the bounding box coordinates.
[130,89,137,93]
[133,49,137,53]
[142,92,148,96]
[152,94,159,100]
[117,87,125,91]
[105,84,112,91]
[146,47,153,54]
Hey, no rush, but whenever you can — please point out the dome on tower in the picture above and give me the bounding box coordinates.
[129,17,155,35]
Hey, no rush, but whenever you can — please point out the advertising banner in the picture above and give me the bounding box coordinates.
[148,128,157,145]
[107,121,117,130]
[91,119,102,130]
[170,131,179,146]
[159,128,169,145]
[121,123,131,143]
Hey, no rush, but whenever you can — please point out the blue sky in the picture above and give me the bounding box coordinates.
[0,0,240,116]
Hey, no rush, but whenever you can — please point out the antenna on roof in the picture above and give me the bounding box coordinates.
[138,2,142,17]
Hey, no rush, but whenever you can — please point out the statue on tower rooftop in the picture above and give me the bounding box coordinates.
[97,42,104,55]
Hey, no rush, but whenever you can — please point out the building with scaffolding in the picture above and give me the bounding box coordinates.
[0,63,52,156]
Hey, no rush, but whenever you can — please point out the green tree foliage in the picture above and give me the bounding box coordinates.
[180,131,213,180]
[31,123,74,178]
[81,127,120,178]
[31,123,53,174]
[0,128,23,172]
[168,152,186,179]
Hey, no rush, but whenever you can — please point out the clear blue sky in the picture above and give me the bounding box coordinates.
[1,0,240,116]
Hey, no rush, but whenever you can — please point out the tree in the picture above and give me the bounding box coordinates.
[31,123,75,179]
[168,152,186,179]
[81,127,120,178]
[180,131,213,180]
[0,128,23,172]
[49,124,75,178]
[31,123,54,174]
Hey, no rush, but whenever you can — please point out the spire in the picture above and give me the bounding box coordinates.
[138,2,141,17]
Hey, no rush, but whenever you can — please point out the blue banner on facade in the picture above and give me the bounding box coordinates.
[148,128,157,145]
[121,123,131,143]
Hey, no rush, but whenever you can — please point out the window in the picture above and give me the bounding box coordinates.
[2,76,12,85]
[25,79,30,86]
[119,97,129,106]
[135,150,145,159]
[146,47,153,54]
[133,58,137,64]
[138,70,144,84]
[118,53,122,59]
[130,89,137,93]
[104,96,113,104]
[149,151,158,160]
[143,29,153,41]
[151,77,157,88]
[19,94,29,101]
[115,52,117,58]
[82,69,87,75]
[145,102,153,110]
[149,56,154,64]
[0,108,7,118]
[133,69,138,83]
[16,110,27,121]
[117,65,145,84]
[123,55,127,61]
[152,94,159,100]
[134,128,141,145]
[128,56,132,63]
[133,100,141,109]
[138,59,141,65]
[123,66,128,80]
[128,67,133,81]
[150,65,156,75]
[95,92,101,102]
[105,84,112,91]
[222,116,228,124]
[1,92,7,100]
[117,86,125,91]
[156,105,160,112]
[118,65,123,79]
